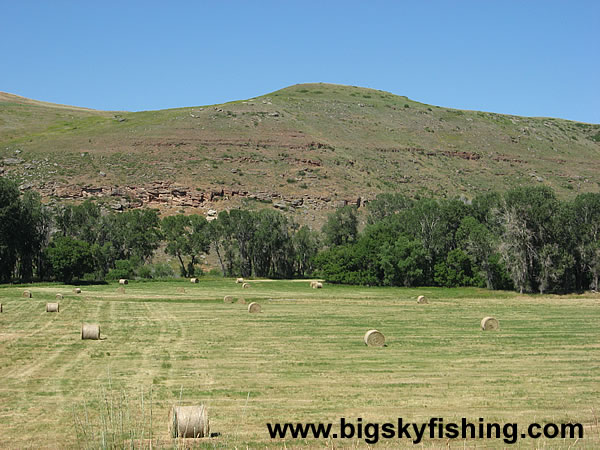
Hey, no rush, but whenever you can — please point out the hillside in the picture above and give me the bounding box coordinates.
[1,83,599,223]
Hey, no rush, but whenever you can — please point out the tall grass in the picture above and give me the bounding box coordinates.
[72,381,154,449]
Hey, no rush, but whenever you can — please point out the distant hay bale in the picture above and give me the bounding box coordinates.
[74,288,81,294]
[224,295,234,303]
[481,317,499,331]
[242,283,250,289]
[309,281,317,288]
[364,329,385,347]
[417,295,428,304]
[56,293,64,300]
[46,303,59,313]
[81,324,100,340]
[236,278,244,284]
[22,290,32,298]
[169,405,209,438]
[119,279,128,285]
[312,282,323,289]
[190,278,199,283]
[247,302,261,313]
[237,297,246,304]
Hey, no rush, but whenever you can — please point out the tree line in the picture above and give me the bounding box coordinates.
[316,187,600,294]
[1,177,598,293]
[0,178,319,283]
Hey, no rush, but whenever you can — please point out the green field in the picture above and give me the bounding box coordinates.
[0,280,599,448]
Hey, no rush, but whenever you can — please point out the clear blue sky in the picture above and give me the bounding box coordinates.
[2,1,598,123]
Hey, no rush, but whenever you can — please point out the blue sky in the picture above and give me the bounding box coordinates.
[1,1,598,122]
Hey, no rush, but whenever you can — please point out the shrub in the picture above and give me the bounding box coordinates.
[151,262,175,279]
[106,259,137,280]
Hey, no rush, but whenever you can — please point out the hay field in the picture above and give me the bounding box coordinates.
[0,280,599,448]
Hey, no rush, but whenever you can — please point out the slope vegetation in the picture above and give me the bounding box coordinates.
[1,84,599,218]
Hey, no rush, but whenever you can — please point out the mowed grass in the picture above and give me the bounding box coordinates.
[0,280,599,449]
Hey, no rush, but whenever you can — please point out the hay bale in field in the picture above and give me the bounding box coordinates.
[312,282,323,289]
[56,293,64,300]
[417,295,428,304]
[224,295,234,303]
[237,297,246,304]
[236,278,244,284]
[74,288,81,294]
[310,281,316,288]
[81,323,100,340]
[46,303,59,313]
[119,279,128,285]
[169,405,209,438]
[190,278,199,283]
[242,283,250,289]
[364,329,385,347]
[22,290,32,298]
[247,302,261,313]
[481,317,499,331]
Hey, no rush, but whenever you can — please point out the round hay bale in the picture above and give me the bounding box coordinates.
[237,297,246,304]
[481,317,499,331]
[74,288,81,294]
[46,302,59,313]
[236,277,244,284]
[313,282,323,289]
[81,324,100,340]
[248,302,261,313]
[22,290,32,298]
[190,278,199,283]
[417,295,428,304]
[242,283,250,289]
[169,405,209,438]
[364,329,385,347]
[119,279,128,285]
[55,293,64,300]
[223,295,234,303]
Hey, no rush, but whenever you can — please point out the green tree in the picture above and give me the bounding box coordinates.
[251,210,295,278]
[367,193,413,224]
[457,216,497,289]
[54,200,102,243]
[17,191,51,282]
[207,214,234,276]
[537,244,574,294]
[379,236,427,287]
[109,209,162,263]
[571,193,600,290]
[45,236,93,283]
[161,214,210,277]
[162,215,193,277]
[434,249,480,288]
[228,209,256,277]
[292,225,320,276]
[0,179,21,282]
[322,205,358,246]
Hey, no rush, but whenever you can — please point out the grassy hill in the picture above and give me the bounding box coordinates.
[1,83,599,220]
